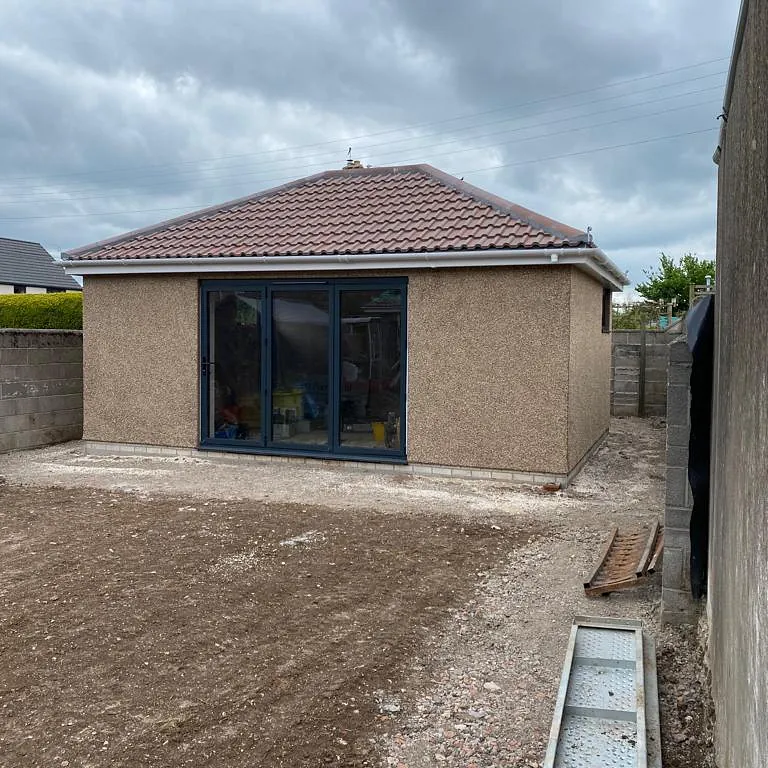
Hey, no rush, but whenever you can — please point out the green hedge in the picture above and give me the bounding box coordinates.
[0,292,83,330]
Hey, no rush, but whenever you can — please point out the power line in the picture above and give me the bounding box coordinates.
[337,73,725,156]
[0,95,719,207]
[0,56,730,187]
[3,68,727,198]
[388,100,717,165]
[4,74,726,200]
[1,79,724,204]
[461,127,719,174]
[0,127,720,222]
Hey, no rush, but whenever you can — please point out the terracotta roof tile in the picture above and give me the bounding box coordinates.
[65,164,592,261]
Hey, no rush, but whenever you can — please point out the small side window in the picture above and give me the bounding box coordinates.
[602,288,612,333]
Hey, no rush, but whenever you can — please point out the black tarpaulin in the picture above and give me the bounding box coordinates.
[685,294,714,599]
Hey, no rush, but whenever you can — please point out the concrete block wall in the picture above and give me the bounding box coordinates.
[0,330,83,453]
[662,336,696,623]
[611,330,670,417]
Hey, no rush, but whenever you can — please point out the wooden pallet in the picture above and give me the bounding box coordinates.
[584,523,663,597]
[647,529,664,574]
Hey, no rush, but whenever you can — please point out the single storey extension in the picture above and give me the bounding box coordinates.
[63,163,627,484]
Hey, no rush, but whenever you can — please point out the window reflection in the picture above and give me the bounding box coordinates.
[271,291,330,446]
[339,289,403,450]
[204,282,405,456]
[208,291,262,440]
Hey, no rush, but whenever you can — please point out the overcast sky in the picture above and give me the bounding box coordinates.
[0,0,739,291]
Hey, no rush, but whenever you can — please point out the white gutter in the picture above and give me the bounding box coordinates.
[64,247,629,290]
[714,0,749,165]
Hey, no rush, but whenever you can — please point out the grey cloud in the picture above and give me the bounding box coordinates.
[0,0,742,284]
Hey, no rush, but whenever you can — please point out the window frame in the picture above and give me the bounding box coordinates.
[601,287,613,333]
[199,277,408,463]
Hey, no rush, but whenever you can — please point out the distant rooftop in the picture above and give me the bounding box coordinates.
[0,237,81,290]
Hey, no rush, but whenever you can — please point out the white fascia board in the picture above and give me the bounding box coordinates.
[64,247,629,290]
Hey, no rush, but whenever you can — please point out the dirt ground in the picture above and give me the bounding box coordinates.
[0,418,714,767]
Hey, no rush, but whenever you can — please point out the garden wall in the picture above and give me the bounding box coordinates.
[610,330,672,417]
[0,330,83,453]
[661,337,696,623]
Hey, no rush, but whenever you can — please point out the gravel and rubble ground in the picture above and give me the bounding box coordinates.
[0,418,714,767]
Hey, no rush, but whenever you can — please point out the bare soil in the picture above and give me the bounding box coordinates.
[657,621,716,768]
[0,484,540,767]
[0,418,716,766]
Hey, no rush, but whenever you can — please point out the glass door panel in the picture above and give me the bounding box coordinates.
[339,288,403,451]
[270,290,330,447]
[206,290,263,441]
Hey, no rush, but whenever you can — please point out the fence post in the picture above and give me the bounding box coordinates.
[638,329,647,417]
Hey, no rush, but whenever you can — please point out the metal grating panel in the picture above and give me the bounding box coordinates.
[566,665,636,713]
[557,716,638,768]
[574,627,636,662]
[544,617,649,768]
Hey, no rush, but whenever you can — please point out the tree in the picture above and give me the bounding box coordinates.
[635,252,715,313]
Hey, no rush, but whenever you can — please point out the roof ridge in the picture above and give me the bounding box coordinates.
[0,235,43,246]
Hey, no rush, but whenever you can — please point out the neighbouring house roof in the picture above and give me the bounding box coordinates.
[0,237,81,291]
[63,164,628,288]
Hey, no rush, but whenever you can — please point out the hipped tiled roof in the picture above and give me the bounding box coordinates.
[65,164,592,261]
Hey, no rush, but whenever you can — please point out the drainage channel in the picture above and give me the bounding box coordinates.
[544,616,662,768]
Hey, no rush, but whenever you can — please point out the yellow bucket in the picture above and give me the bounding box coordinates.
[372,422,386,443]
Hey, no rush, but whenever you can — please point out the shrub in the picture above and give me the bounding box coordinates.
[0,293,83,330]
[611,302,660,330]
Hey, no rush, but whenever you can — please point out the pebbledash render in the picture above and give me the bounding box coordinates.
[64,164,627,485]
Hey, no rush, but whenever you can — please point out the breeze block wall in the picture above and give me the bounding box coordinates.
[0,329,83,453]
[661,336,696,623]
[610,330,670,417]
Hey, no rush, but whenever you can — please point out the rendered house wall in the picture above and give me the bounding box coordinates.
[82,274,199,448]
[83,265,608,474]
[567,268,611,470]
[407,266,571,473]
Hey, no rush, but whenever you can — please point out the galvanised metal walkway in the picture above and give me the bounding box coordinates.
[544,616,662,768]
